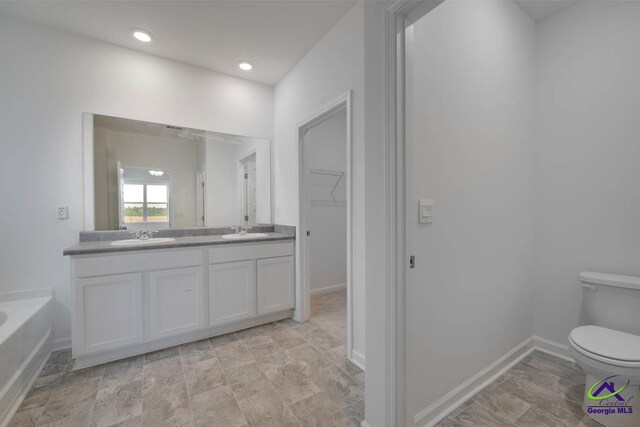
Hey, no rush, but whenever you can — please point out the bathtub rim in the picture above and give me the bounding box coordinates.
[0,291,53,427]
[0,294,52,344]
[0,330,51,427]
[0,289,52,304]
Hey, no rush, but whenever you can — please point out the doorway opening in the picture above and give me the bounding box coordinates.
[297,92,360,367]
[239,152,257,226]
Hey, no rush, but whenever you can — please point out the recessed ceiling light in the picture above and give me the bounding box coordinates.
[238,61,253,71]
[132,29,152,43]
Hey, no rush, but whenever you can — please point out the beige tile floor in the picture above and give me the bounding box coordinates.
[435,350,602,427]
[9,289,364,427]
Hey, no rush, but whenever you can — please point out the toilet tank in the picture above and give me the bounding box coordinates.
[580,272,640,336]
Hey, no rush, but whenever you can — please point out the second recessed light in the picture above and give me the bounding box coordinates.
[132,29,152,43]
[238,61,253,71]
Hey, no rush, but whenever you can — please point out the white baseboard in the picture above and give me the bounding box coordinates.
[74,310,293,369]
[361,335,571,427]
[310,283,347,295]
[413,336,535,426]
[350,349,366,371]
[530,335,573,361]
[51,337,71,352]
[413,335,573,426]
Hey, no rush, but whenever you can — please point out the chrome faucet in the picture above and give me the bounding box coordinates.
[231,226,252,235]
[131,230,157,240]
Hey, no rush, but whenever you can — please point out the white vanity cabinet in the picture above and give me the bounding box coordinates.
[70,240,294,368]
[207,241,295,325]
[74,273,143,355]
[257,256,295,315]
[209,261,257,326]
[149,267,204,339]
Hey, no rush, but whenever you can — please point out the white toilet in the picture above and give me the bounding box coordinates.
[569,272,640,427]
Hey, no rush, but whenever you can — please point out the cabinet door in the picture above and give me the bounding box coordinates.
[75,273,143,355]
[257,256,295,315]
[149,267,204,339]
[209,261,257,326]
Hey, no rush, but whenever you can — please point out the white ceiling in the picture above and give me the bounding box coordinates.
[515,0,580,22]
[0,1,356,85]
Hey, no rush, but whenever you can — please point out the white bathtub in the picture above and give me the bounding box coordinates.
[0,290,52,427]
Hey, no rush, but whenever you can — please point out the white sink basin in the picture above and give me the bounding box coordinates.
[222,233,269,239]
[111,237,176,246]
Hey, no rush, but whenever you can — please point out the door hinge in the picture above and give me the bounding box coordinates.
[244,215,249,221]
[244,173,249,179]
[409,255,416,269]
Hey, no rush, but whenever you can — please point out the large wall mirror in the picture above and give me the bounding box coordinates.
[85,114,271,230]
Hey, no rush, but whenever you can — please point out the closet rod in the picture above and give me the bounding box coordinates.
[309,168,347,177]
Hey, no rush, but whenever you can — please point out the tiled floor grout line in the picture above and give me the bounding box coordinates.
[140,353,148,422]
[242,327,317,425]
[140,352,160,427]
[33,372,63,427]
[213,341,253,427]
[249,327,323,425]
[85,367,105,426]
[177,351,198,427]
[243,332,302,419]
[233,313,356,424]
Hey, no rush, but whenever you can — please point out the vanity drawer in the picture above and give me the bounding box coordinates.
[208,242,294,264]
[74,249,203,278]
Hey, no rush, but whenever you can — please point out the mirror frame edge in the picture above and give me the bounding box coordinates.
[82,112,95,231]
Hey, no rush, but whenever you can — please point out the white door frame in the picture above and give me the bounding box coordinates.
[383,1,443,426]
[296,91,353,359]
[196,172,205,227]
[238,151,257,225]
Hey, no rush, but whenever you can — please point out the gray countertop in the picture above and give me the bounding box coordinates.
[63,232,295,256]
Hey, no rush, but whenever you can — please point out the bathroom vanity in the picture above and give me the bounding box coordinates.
[64,228,295,368]
[63,113,295,368]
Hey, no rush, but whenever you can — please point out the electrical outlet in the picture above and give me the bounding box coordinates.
[56,205,69,219]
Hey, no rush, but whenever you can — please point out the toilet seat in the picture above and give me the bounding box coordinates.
[570,326,640,369]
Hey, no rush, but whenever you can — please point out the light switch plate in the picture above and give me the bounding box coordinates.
[418,199,434,224]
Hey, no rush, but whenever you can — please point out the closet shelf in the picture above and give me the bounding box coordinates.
[309,168,347,204]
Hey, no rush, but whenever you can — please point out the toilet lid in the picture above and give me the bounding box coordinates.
[570,326,640,362]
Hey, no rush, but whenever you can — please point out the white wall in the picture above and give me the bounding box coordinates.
[0,16,273,344]
[234,140,271,226]
[273,3,366,360]
[308,111,347,292]
[204,138,245,226]
[533,1,640,345]
[203,137,270,227]
[94,127,202,230]
[406,0,536,422]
